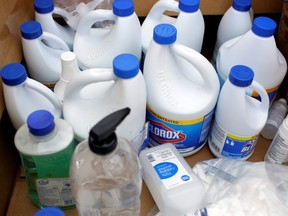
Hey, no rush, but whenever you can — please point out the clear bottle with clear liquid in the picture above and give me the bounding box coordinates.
[70,107,142,216]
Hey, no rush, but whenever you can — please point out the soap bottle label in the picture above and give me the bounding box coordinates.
[146,106,214,156]
[209,119,259,159]
[20,142,76,208]
[146,147,192,189]
[265,133,288,164]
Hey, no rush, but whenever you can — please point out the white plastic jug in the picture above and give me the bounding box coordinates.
[54,51,81,101]
[0,63,63,130]
[63,54,147,153]
[216,16,287,104]
[211,0,253,66]
[73,0,141,69]
[34,0,76,50]
[141,0,204,55]
[144,24,220,157]
[208,65,269,160]
[20,20,70,88]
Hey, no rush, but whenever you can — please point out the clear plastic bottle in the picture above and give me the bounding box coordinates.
[261,98,288,140]
[264,115,288,165]
[14,110,77,209]
[34,207,65,216]
[70,108,142,216]
[211,0,253,66]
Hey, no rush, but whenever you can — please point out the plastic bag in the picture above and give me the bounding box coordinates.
[192,158,288,216]
[53,0,113,30]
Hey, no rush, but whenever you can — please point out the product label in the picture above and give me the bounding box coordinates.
[146,106,214,155]
[19,142,76,207]
[147,147,192,189]
[79,208,100,216]
[265,133,288,164]
[209,120,259,159]
[37,178,74,206]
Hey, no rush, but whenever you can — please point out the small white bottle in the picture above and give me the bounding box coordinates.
[264,115,288,165]
[261,98,288,140]
[139,144,206,216]
[70,107,142,216]
[211,0,253,66]
[54,51,81,101]
[208,65,269,160]
[34,0,75,50]
[0,63,62,129]
[14,110,77,209]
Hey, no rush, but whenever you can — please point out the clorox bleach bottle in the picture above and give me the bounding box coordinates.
[208,65,269,160]
[20,20,70,88]
[144,24,220,157]
[34,0,75,50]
[73,0,141,69]
[54,51,81,101]
[141,0,204,55]
[211,0,253,66]
[216,16,287,103]
[63,54,146,153]
[0,63,62,130]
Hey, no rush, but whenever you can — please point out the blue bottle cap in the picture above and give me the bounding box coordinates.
[34,207,65,216]
[113,54,139,79]
[229,65,254,87]
[179,0,200,13]
[34,0,54,14]
[153,24,177,45]
[1,63,27,86]
[232,0,251,12]
[27,110,55,136]
[252,16,277,37]
[20,21,43,40]
[113,0,134,17]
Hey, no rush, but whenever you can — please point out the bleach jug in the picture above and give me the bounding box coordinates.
[208,65,269,160]
[216,16,287,104]
[144,24,220,157]
[20,20,70,88]
[73,0,141,69]
[34,0,75,50]
[63,54,147,154]
[0,63,62,130]
[141,0,204,55]
[211,0,253,66]
[54,51,81,101]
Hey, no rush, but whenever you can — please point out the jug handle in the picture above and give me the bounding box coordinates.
[42,32,70,51]
[76,9,115,36]
[64,68,116,97]
[171,43,220,91]
[148,0,179,21]
[25,79,63,115]
[249,80,270,113]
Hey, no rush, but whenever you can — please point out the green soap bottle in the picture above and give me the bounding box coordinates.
[14,110,77,209]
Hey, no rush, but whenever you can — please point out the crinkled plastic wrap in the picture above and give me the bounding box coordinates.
[193,158,288,216]
[53,0,113,30]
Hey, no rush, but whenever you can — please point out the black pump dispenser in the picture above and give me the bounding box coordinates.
[88,107,131,155]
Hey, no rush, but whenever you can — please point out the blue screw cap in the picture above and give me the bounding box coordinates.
[1,63,27,86]
[252,16,277,37]
[27,110,55,136]
[113,0,134,17]
[232,0,252,12]
[153,24,177,45]
[113,54,139,79]
[20,21,43,40]
[229,65,254,87]
[34,207,65,216]
[34,0,54,14]
[179,0,200,13]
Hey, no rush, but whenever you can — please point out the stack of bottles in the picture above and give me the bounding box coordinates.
[1,0,288,215]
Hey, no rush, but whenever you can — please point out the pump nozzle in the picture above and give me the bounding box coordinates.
[89,107,131,155]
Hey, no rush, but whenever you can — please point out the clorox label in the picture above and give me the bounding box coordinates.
[146,106,214,155]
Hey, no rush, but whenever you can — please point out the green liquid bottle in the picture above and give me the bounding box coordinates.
[14,110,77,209]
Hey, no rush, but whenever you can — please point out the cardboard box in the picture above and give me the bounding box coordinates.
[0,0,283,215]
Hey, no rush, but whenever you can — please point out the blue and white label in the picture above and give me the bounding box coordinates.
[209,119,259,159]
[147,147,192,189]
[146,106,215,155]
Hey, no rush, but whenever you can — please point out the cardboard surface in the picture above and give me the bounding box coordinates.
[7,137,271,216]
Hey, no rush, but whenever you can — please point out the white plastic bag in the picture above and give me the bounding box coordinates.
[193,158,288,216]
